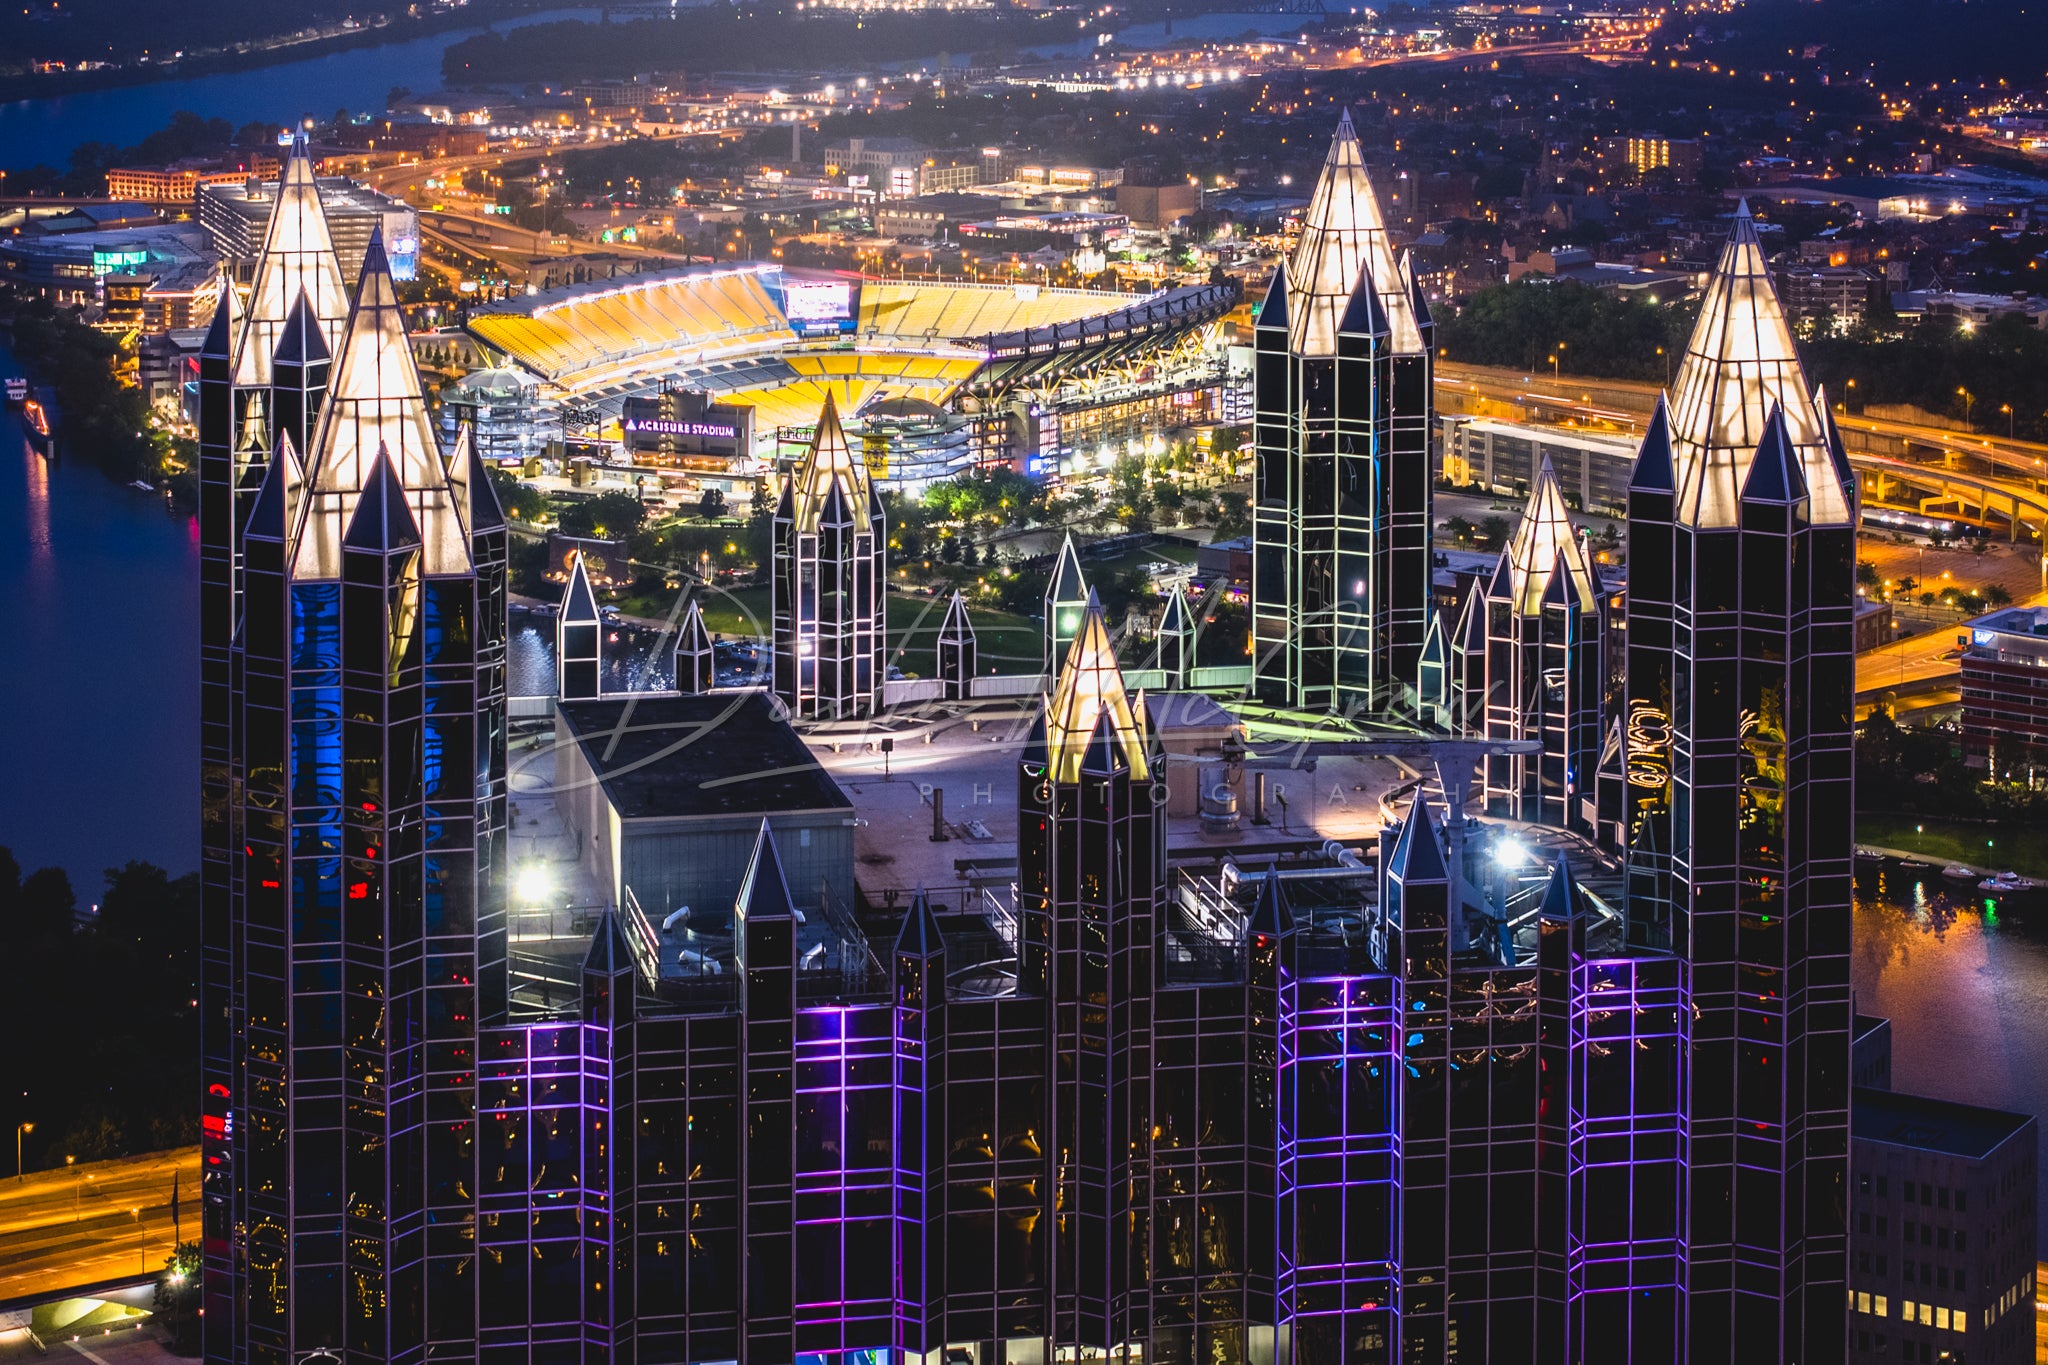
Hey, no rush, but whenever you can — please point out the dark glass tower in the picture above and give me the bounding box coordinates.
[207,230,507,1365]
[772,393,885,720]
[1620,204,1857,1364]
[1455,456,1605,828]
[1252,111,1434,714]
[1018,591,1161,1351]
[198,133,357,1353]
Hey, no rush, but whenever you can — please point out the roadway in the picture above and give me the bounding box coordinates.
[1434,363,2048,701]
[0,1149,199,1306]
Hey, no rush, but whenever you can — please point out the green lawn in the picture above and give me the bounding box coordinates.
[614,583,1042,679]
[1858,811,2048,879]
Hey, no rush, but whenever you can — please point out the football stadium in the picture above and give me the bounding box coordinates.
[463,262,1242,489]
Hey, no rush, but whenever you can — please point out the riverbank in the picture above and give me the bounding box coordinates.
[1859,811,2048,879]
[3,298,189,494]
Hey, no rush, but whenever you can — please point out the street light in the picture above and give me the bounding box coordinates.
[15,1122,29,1182]
[1551,341,1566,381]
[1958,386,1974,429]
[2002,403,2014,438]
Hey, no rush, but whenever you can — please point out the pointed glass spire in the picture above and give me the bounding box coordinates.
[895,887,947,958]
[735,820,796,923]
[1248,870,1295,939]
[1045,589,1149,783]
[201,270,241,362]
[1158,584,1193,638]
[562,549,600,625]
[789,392,870,535]
[1045,532,1091,672]
[232,133,350,390]
[583,904,642,979]
[342,445,423,551]
[1387,791,1448,885]
[1740,403,1808,506]
[1048,532,1088,605]
[273,286,330,369]
[292,232,468,578]
[1257,267,1289,333]
[244,430,304,544]
[1539,853,1582,923]
[1286,109,1422,356]
[939,589,976,644]
[671,597,715,694]
[1630,394,1677,495]
[442,424,506,538]
[1667,203,1850,527]
[1503,455,1599,616]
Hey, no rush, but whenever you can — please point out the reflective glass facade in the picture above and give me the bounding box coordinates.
[203,142,1861,1365]
[1252,114,1434,715]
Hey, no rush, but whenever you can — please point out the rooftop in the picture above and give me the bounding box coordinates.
[1967,605,2048,655]
[1853,1086,2034,1161]
[557,692,852,821]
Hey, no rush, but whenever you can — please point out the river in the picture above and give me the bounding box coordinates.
[0,369,198,897]
[0,5,1314,171]
[0,5,606,171]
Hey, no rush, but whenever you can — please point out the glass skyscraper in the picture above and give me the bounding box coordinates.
[1252,111,1435,715]
[200,127,1859,1365]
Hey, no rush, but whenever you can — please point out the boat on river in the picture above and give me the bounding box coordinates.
[1942,865,1981,885]
[3,377,27,407]
[1978,871,2045,897]
[21,392,55,458]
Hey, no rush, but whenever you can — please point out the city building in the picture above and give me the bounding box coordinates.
[1959,604,2048,775]
[1893,289,2048,332]
[439,366,541,463]
[100,258,221,331]
[1595,134,1704,186]
[1252,110,1435,713]
[199,199,509,1364]
[1846,1016,2038,1365]
[197,112,1998,1365]
[1779,264,1877,328]
[1438,415,1638,517]
[1619,202,1859,1359]
[0,223,213,305]
[196,141,357,1333]
[1116,177,1201,229]
[772,393,885,720]
[199,173,420,284]
[1452,456,1605,828]
[553,693,856,920]
[105,153,281,203]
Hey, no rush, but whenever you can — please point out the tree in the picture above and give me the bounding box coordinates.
[16,867,75,941]
[1443,515,1476,545]
[485,468,548,525]
[1984,584,2014,607]
[1479,515,1513,549]
[1856,561,1881,590]
[155,1242,202,1354]
[698,487,727,521]
[558,491,648,541]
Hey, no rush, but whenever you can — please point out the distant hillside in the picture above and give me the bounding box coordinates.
[1653,0,2048,85]
[0,0,523,78]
